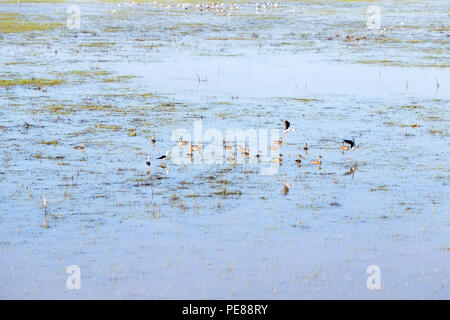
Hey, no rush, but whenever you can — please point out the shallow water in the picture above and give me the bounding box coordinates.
[0,1,449,299]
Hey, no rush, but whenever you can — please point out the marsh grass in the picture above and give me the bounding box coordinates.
[0,78,63,87]
[0,12,60,33]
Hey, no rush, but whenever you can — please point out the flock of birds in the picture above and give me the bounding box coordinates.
[95,119,357,173]
[110,1,303,16]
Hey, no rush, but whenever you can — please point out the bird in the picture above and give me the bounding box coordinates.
[178,137,190,146]
[146,156,151,167]
[295,155,302,163]
[272,154,283,163]
[343,139,356,162]
[311,155,322,165]
[344,162,358,178]
[269,144,278,150]
[151,135,156,144]
[223,143,233,150]
[274,137,283,145]
[236,142,247,152]
[74,143,84,150]
[189,142,201,151]
[303,143,308,152]
[282,178,292,195]
[256,151,262,159]
[157,150,169,160]
[343,139,355,150]
[281,120,296,133]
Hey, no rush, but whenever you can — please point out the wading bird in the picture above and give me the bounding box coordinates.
[74,143,84,151]
[343,139,355,150]
[343,139,355,162]
[311,155,322,165]
[281,120,296,133]
[157,150,169,160]
[303,143,308,152]
[178,137,190,146]
[272,154,283,163]
[274,137,283,145]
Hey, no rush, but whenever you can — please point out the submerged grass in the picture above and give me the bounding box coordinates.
[0,12,60,33]
[0,78,63,87]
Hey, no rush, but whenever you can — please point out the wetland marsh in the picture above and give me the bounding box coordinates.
[0,0,448,299]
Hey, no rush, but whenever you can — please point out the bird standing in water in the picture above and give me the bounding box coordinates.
[282,177,293,195]
[343,139,355,162]
[272,154,283,163]
[281,120,296,133]
[145,156,151,173]
[157,150,169,161]
[303,143,308,153]
[311,155,322,165]
[295,154,302,164]
[281,120,296,144]
[343,139,355,150]
[74,143,84,151]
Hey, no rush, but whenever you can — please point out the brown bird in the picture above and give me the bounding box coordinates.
[311,155,322,165]
[272,154,283,163]
[303,143,308,152]
[341,141,349,152]
[74,143,84,151]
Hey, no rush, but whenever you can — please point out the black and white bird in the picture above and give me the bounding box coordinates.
[343,139,355,150]
[146,156,151,167]
[343,139,356,163]
[281,120,296,133]
[157,150,169,160]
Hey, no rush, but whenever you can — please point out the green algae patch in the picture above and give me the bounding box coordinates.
[68,70,111,77]
[357,59,450,68]
[280,97,320,103]
[0,12,61,33]
[95,124,122,131]
[39,139,58,146]
[103,75,136,83]
[79,42,115,48]
[0,0,64,3]
[0,78,63,87]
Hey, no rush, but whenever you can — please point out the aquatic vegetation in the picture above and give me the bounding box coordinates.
[1,0,448,300]
[103,75,136,83]
[79,42,115,48]
[0,78,63,87]
[213,187,242,197]
[39,139,57,146]
[67,70,111,77]
[281,97,320,103]
[371,185,389,192]
[95,124,122,131]
[0,12,61,33]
